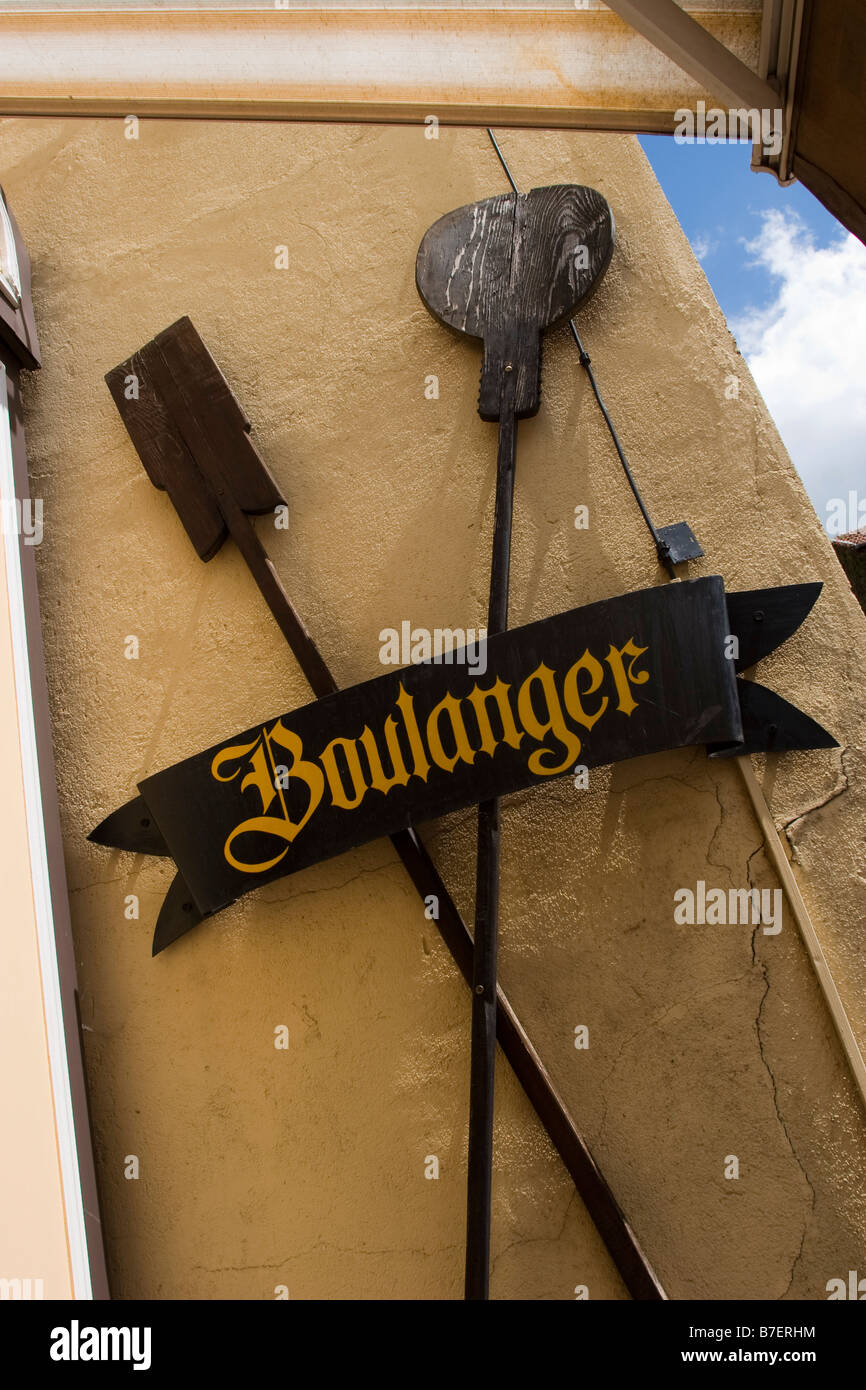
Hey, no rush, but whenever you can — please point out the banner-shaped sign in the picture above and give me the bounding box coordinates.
[91,576,835,947]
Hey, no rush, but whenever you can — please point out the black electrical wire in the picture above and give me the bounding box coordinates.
[485,128,677,579]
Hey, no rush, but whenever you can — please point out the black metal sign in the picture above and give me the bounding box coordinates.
[91,574,833,939]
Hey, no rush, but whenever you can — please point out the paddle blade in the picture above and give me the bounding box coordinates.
[416,185,614,420]
[106,317,286,561]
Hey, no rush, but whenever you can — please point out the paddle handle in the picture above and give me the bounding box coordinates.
[465,411,518,1300]
[486,411,517,633]
[219,491,337,700]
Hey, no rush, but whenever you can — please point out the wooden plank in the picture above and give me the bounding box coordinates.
[0,8,764,129]
[604,0,777,110]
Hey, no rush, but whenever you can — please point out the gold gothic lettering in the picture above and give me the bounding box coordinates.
[213,635,652,872]
[211,719,325,873]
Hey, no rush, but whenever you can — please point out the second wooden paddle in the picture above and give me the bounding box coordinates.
[416,183,614,1298]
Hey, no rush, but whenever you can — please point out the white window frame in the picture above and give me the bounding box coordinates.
[0,361,92,1299]
[0,197,22,308]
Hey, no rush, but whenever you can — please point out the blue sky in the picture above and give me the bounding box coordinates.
[640,135,841,320]
[639,136,866,535]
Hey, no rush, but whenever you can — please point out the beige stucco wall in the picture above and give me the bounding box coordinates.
[2,117,865,1300]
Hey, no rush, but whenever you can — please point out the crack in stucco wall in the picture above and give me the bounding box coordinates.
[747,845,817,1297]
[782,748,851,852]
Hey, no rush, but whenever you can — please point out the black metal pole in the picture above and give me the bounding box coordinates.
[465,407,517,1300]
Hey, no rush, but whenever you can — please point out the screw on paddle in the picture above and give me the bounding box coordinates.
[416,182,614,1299]
[94,315,667,1300]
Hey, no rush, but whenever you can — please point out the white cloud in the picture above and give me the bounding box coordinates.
[732,210,866,532]
[693,232,719,262]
